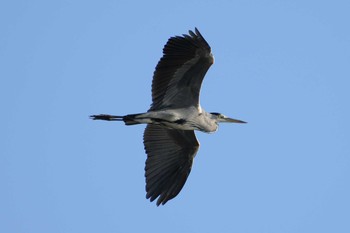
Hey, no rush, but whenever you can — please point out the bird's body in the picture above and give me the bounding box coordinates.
[95,106,221,132]
[91,28,245,205]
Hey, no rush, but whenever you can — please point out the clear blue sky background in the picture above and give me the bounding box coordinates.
[1,1,349,232]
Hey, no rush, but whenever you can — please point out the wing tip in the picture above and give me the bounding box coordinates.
[146,190,171,206]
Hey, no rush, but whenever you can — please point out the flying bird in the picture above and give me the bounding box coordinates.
[91,28,246,206]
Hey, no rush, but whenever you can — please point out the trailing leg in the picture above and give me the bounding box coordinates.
[90,113,145,125]
[90,114,124,121]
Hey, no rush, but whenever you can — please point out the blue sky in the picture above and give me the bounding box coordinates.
[1,1,350,232]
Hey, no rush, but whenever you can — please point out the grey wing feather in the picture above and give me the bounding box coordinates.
[143,124,199,205]
[150,28,214,111]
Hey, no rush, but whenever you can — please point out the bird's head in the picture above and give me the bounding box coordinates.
[210,112,246,124]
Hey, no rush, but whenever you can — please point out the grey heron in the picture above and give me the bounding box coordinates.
[91,28,246,206]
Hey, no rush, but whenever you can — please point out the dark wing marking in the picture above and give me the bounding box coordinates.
[149,28,214,111]
[143,124,200,205]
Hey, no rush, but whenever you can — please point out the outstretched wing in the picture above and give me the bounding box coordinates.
[143,124,200,205]
[150,28,214,111]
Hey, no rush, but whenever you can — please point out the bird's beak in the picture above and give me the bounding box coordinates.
[223,117,247,124]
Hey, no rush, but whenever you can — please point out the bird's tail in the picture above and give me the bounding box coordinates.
[90,114,142,125]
